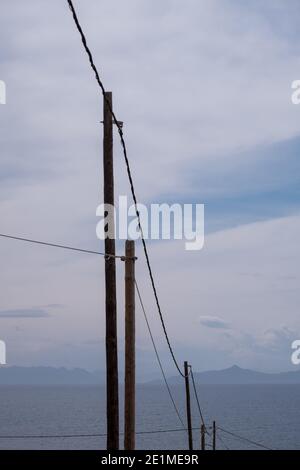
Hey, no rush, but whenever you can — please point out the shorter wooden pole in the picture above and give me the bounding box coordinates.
[124,240,136,450]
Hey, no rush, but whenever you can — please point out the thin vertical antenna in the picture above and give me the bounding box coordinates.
[184,361,193,450]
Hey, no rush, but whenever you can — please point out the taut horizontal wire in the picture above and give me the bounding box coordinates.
[0,426,203,439]
[0,233,130,260]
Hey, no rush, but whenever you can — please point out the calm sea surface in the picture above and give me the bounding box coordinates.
[0,384,299,450]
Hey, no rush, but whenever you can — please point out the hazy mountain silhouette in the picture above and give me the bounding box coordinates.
[1,365,300,385]
[167,365,300,385]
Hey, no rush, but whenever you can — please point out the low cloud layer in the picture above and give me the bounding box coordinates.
[198,316,230,329]
[0,308,51,319]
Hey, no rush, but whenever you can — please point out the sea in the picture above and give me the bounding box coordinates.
[0,384,299,450]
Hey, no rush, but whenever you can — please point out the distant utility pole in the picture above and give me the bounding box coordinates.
[124,240,136,450]
[184,361,193,450]
[103,91,119,450]
[201,424,206,451]
[212,421,216,451]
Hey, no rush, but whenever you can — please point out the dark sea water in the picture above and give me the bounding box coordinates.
[0,384,299,450]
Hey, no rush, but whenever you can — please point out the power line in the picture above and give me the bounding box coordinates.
[0,425,276,450]
[0,424,277,449]
[189,366,209,434]
[0,433,106,439]
[66,0,186,378]
[0,426,202,440]
[137,427,201,436]
[135,280,186,431]
[217,426,273,450]
[217,432,230,450]
[0,233,126,260]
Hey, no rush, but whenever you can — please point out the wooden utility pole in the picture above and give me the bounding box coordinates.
[184,361,193,450]
[124,240,136,450]
[201,424,206,450]
[103,91,119,450]
[212,421,216,450]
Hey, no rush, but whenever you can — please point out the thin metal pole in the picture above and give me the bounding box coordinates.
[213,421,216,450]
[184,361,193,450]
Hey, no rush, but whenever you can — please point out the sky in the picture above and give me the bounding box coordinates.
[0,0,300,380]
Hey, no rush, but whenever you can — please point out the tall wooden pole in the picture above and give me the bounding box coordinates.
[103,91,119,450]
[124,240,136,450]
[184,361,193,450]
[201,424,206,450]
[212,421,216,450]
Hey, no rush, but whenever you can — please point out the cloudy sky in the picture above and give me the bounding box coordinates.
[0,0,300,380]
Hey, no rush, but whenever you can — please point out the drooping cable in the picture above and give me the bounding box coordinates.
[135,280,186,430]
[66,0,186,377]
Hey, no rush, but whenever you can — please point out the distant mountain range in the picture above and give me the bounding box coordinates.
[167,365,300,385]
[1,365,300,385]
